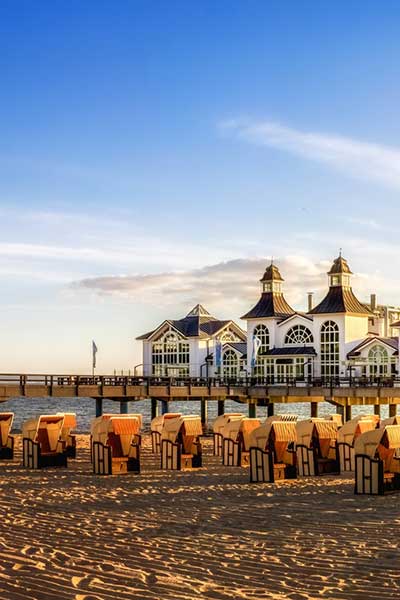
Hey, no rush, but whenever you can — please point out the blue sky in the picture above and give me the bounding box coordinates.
[1,1,400,372]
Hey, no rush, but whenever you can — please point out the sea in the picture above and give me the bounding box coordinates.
[2,396,391,433]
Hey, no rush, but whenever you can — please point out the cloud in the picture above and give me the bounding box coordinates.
[73,256,341,317]
[221,119,400,190]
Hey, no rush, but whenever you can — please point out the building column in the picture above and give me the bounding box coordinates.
[95,398,103,418]
[310,402,318,418]
[201,399,208,428]
[120,401,128,414]
[248,400,256,419]
[217,400,225,416]
[151,398,159,420]
[267,402,274,417]
[389,403,397,418]
[160,400,168,415]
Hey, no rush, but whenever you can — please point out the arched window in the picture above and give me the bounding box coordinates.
[151,329,190,376]
[222,349,239,378]
[285,325,314,345]
[368,345,389,376]
[253,324,269,354]
[320,321,339,378]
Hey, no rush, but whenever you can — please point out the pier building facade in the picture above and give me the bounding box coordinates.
[137,255,400,381]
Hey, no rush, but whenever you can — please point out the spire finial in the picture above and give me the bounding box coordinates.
[339,248,342,257]
[271,255,274,265]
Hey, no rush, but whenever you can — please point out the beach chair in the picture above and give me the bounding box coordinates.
[160,415,203,470]
[328,414,343,427]
[296,419,339,477]
[92,416,141,475]
[222,417,261,467]
[354,425,400,495]
[249,420,297,483]
[0,413,14,459]
[22,415,67,469]
[90,413,142,462]
[151,413,181,453]
[212,413,244,456]
[56,412,77,458]
[337,416,377,472]
[380,415,400,427]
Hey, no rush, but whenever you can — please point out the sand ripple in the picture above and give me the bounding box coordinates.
[0,435,398,599]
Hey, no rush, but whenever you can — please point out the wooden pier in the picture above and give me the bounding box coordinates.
[0,373,399,421]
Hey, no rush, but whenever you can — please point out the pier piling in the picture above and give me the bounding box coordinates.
[160,399,168,415]
[310,402,318,418]
[217,400,225,416]
[151,398,158,420]
[120,401,128,414]
[248,401,256,418]
[95,398,103,418]
[389,403,397,418]
[267,403,274,417]
[201,399,208,428]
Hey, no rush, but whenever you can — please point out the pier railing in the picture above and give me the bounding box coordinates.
[0,373,399,389]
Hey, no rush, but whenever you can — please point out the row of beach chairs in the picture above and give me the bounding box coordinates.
[1,409,400,495]
[207,412,400,495]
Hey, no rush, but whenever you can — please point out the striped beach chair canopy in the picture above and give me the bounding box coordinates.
[0,413,13,447]
[212,413,244,434]
[355,425,400,458]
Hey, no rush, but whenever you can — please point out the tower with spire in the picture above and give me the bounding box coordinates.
[242,261,295,321]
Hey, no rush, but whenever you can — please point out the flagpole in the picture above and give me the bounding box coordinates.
[92,340,98,380]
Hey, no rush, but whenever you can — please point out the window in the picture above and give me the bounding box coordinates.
[284,325,313,345]
[222,349,239,378]
[320,321,340,378]
[151,329,190,376]
[253,324,269,354]
[254,358,274,379]
[368,345,389,377]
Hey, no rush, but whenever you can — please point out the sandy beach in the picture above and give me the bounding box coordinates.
[0,435,399,600]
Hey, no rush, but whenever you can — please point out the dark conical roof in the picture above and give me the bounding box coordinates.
[308,287,372,315]
[241,292,295,319]
[328,254,353,275]
[260,262,284,283]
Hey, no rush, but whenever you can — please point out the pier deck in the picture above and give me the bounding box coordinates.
[1,374,400,410]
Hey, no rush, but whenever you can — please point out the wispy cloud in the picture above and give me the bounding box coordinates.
[221,119,400,190]
[73,256,356,317]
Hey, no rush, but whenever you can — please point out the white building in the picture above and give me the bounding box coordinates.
[137,254,400,381]
[242,255,399,381]
[137,304,246,378]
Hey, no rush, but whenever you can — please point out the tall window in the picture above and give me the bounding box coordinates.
[253,325,270,378]
[368,345,389,377]
[253,324,269,354]
[320,321,340,378]
[151,329,190,376]
[284,325,313,345]
[222,349,239,378]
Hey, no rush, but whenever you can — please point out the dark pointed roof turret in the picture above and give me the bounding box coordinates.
[328,253,353,275]
[309,254,372,316]
[260,262,284,283]
[242,260,295,320]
